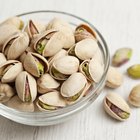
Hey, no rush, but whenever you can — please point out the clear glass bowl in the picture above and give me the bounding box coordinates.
[0,10,110,126]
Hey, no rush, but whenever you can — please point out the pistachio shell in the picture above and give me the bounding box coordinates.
[1,17,24,30]
[104,92,130,121]
[0,83,15,103]
[37,73,60,94]
[106,66,123,88]
[61,72,87,102]
[23,52,49,77]
[0,53,7,65]
[7,95,34,112]
[128,84,140,107]
[127,64,140,78]
[0,60,23,83]
[36,91,66,111]
[2,32,29,60]
[112,48,132,67]
[15,71,37,102]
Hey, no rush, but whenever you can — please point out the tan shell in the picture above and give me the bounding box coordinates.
[15,71,37,102]
[0,24,19,51]
[46,18,75,49]
[23,52,49,77]
[24,20,46,38]
[37,73,60,94]
[7,95,34,112]
[61,72,87,98]
[0,53,7,65]
[128,84,140,107]
[0,60,23,83]
[0,83,15,103]
[33,29,65,57]
[2,32,29,60]
[36,91,66,111]
[106,66,123,88]
[0,17,24,30]
[104,92,130,121]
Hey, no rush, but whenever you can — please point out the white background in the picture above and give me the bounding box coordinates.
[0,0,140,140]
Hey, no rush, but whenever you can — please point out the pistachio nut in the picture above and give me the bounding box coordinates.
[0,83,15,103]
[15,71,37,102]
[79,59,104,83]
[46,18,75,49]
[128,84,140,107]
[68,38,98,60]
[23,52,49,77]
[75,24,97,42]
[61,72,87,103]
[36,91,66,111]
[7,95,34,112]
[0,60,23,83]
[0,53,7,65]
[50,56,79,80]
[37,73,60,94]
[106,66,123,88]
[112,48,132,67]
[2,32,29,60]
[33,29,65,57]
[104,92,130,121]
[24,20,46,38]
[127,64,140,78]
[1,16,24,30]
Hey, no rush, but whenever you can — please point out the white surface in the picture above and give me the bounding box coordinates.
[0,0,140,139]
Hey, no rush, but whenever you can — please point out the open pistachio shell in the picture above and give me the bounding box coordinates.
[37,73,60,94]
[128,84,140,107]
[36,91,66,111]
[75,24,97,42]
[24,20,46,38]
[79,59,104,83]
[104,92,130,121]
[23,52,49,77]
[15,71,37,102]
[106,66,123,88]
[68,38,98,60]
[33,29,65,57]
[50,56,79,80]
[1,17,24,30]
[7,95,34,112]
[0,53,7,65]
[61,72,87,103]
[0,60,23,83]
[0,83,15,103]
[2,32,29,60]
[46,18,75,49]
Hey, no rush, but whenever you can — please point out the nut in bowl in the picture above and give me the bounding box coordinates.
[0,11,109,126]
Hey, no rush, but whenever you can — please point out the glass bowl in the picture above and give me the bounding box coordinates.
[0,10,110,126]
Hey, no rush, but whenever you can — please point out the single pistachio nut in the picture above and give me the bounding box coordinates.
[106,66,123,88]
[36,91,66,111]
[7,95,34,112]
[112,48,132,67]
[0,53,7,65]
[104,92,130,121]
[37,73,60,94]
[128,84,140,107]
[0,60,23,83]
[0,83,15,103]
[15,71,37,102]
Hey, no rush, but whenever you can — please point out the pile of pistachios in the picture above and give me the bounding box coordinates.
[0,17,104,112]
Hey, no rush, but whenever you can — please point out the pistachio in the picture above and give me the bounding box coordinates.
[106,66,123,88]
[0,53,7,65]
[104,92,130,121]
[112,48,132,67]
[127,64,140,78]
[128,84,140,107]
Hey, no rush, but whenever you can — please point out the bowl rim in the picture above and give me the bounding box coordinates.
[0,10,110,122]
